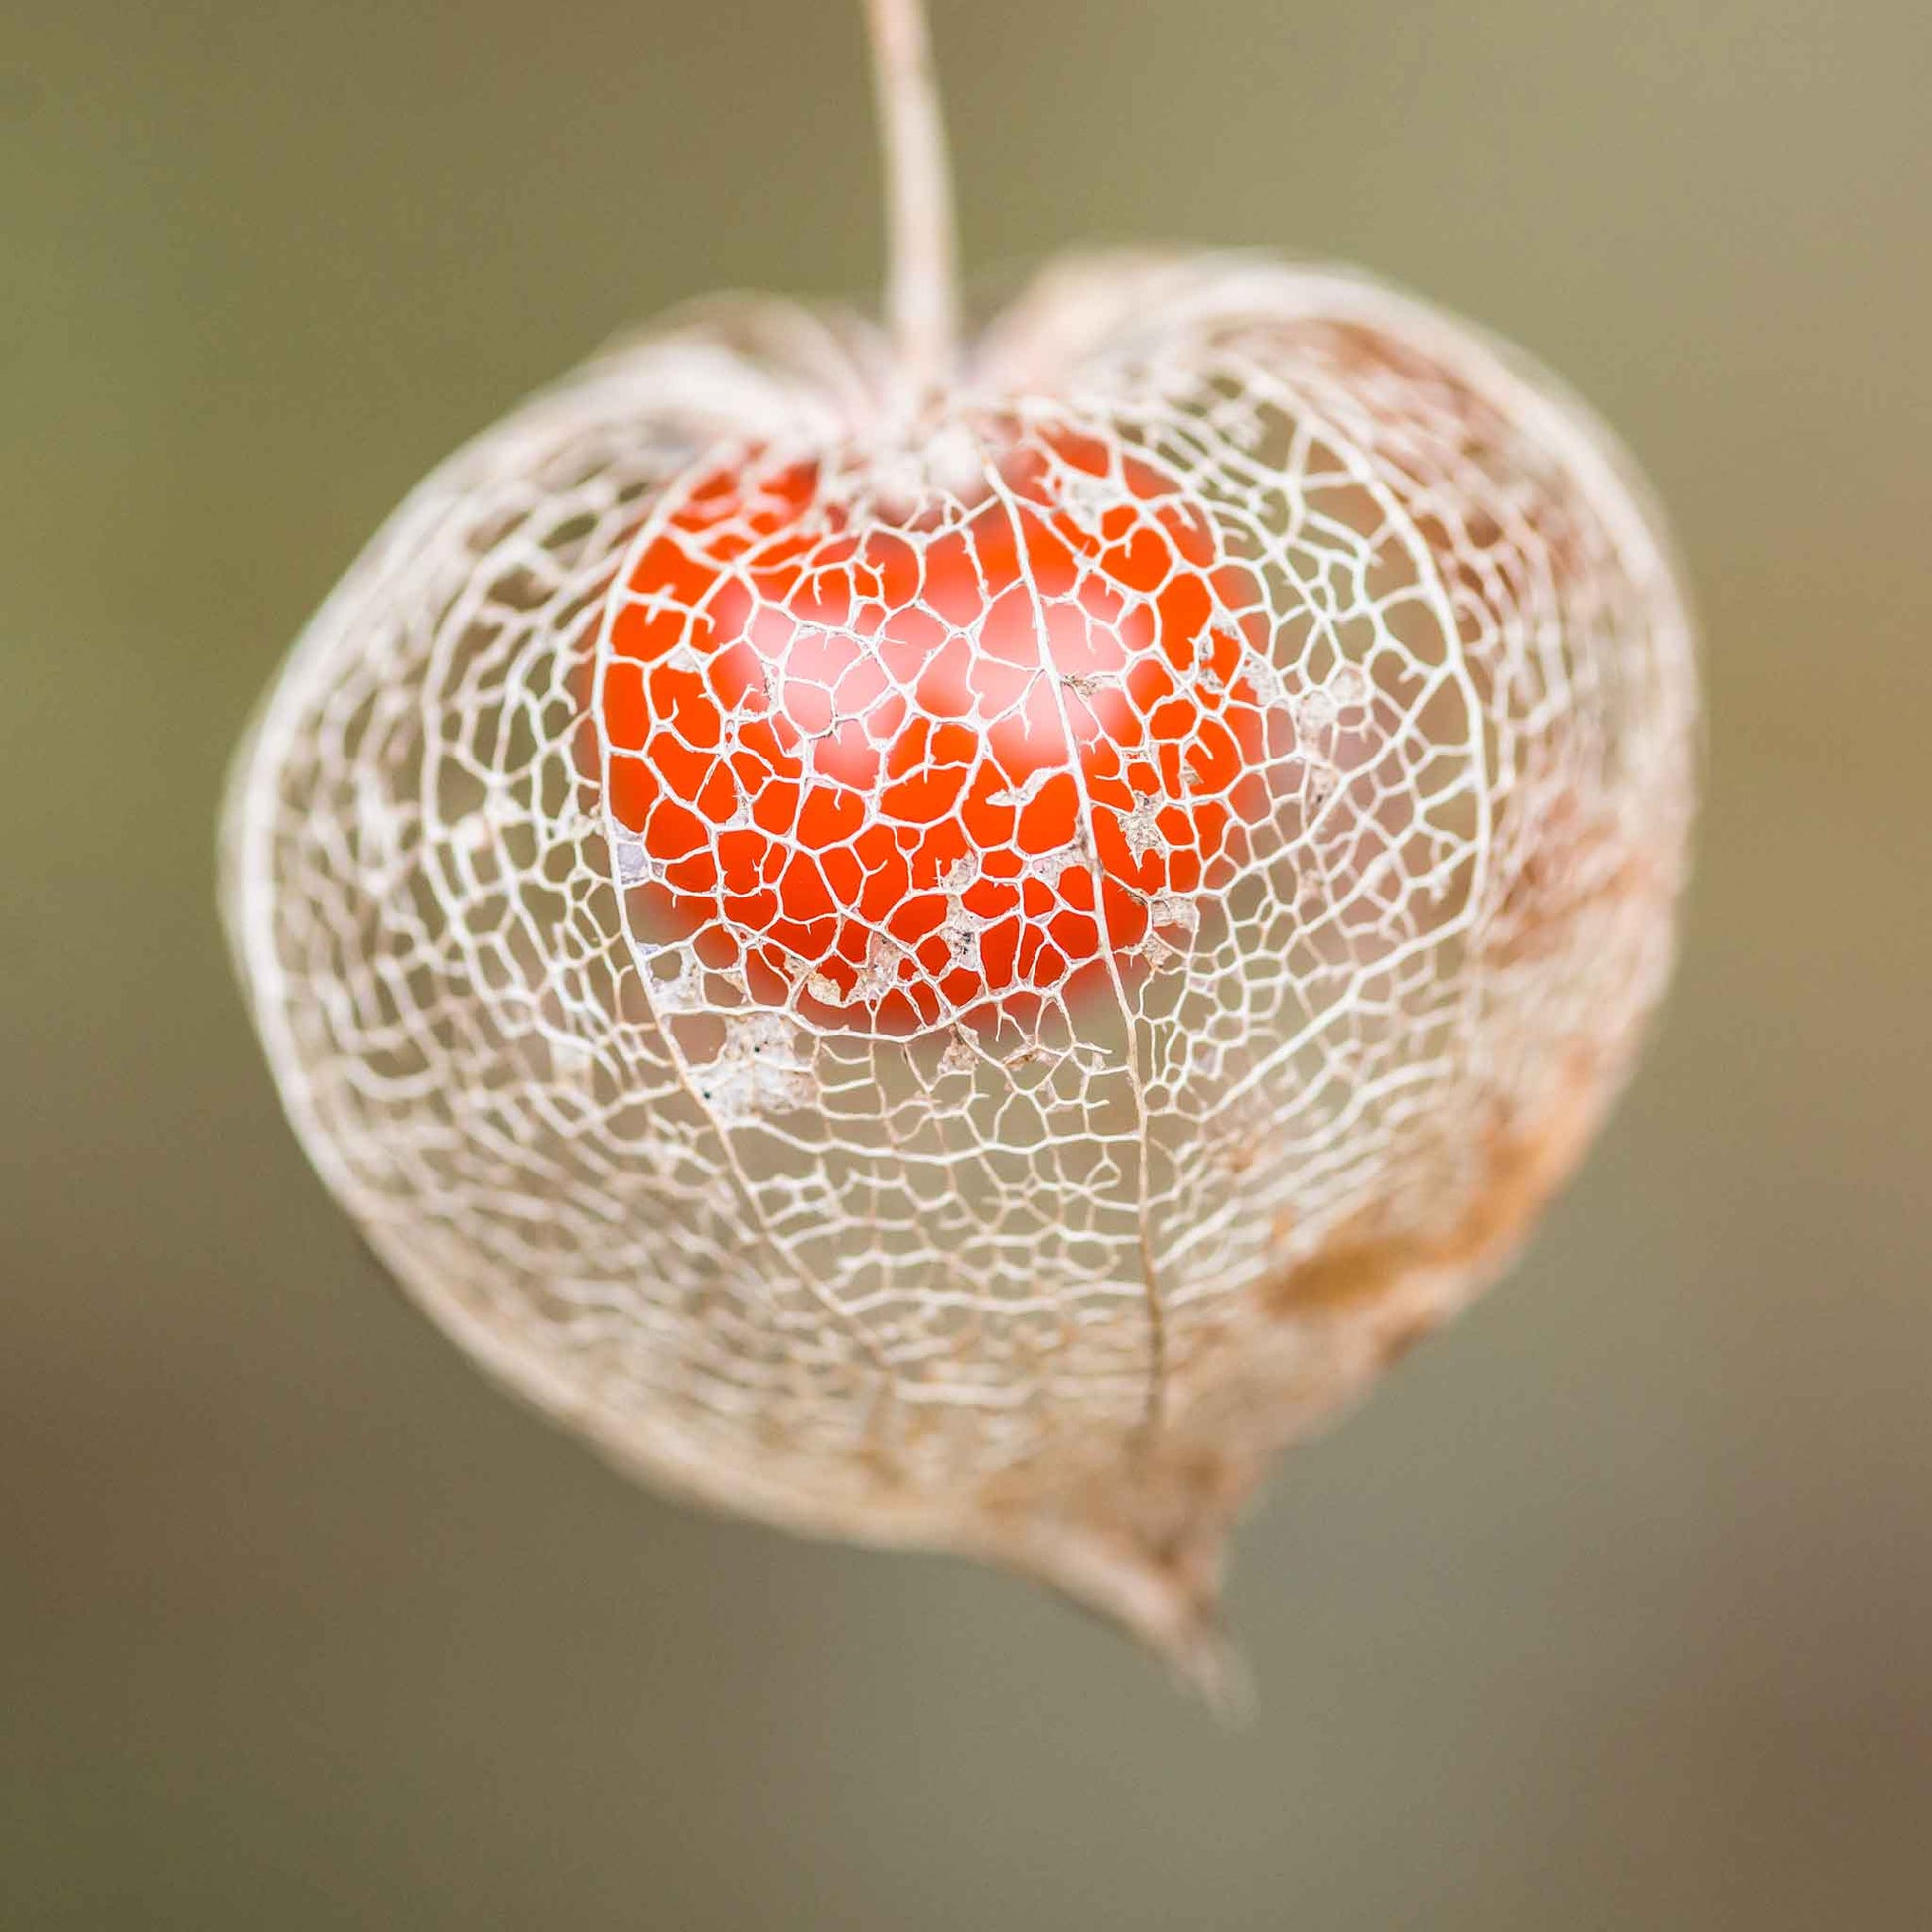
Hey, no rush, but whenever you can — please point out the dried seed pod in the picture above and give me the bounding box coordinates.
[221,0,1696,1700]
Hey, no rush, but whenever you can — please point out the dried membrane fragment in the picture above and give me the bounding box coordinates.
[222,0,1695,1699]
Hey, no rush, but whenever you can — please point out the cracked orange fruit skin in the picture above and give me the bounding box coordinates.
[601,432,1271,1028]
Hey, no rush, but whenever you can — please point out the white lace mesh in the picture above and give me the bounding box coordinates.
[222,253,1695,1669]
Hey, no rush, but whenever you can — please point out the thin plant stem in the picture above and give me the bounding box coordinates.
[863,0,963,401]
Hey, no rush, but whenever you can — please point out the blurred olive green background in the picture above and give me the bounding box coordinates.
[5,2,1928,1925]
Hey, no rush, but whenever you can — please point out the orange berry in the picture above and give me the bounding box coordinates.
[602,428,1270,1028]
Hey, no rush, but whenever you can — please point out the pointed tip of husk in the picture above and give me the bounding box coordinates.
[981,1506,1255,1719]
[1153,1602,1255,1725]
